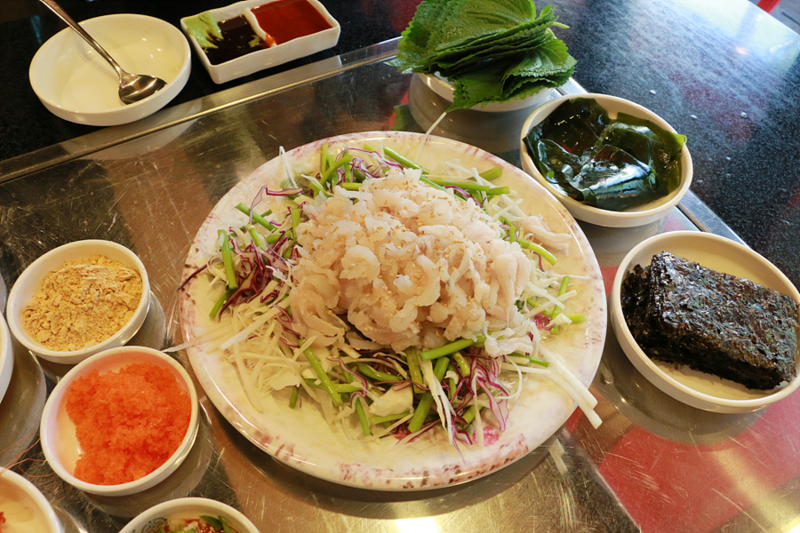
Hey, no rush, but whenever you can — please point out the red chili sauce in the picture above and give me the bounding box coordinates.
[251,0,332,45]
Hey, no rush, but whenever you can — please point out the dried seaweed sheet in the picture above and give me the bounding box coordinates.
[621,252,798,390]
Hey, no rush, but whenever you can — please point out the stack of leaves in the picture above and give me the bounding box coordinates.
[391,0,576,111]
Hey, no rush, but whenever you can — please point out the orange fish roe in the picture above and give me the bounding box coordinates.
[65,361,191,485]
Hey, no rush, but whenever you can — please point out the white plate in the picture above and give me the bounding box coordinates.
[610,231,800,413]
[179,131,606,489]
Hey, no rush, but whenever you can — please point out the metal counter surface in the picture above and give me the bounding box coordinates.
[1,41,798,533]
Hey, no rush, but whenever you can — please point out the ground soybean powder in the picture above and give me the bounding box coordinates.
[22,254,143,351]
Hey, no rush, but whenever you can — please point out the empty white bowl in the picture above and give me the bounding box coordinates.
[29,14,191,126]
[520,93,693,227]
[610,231,800,413]
[6,240,150,364]
[417,73,556,113]
[0,469,63,533]
[181,0,340,84]
[119,497,260,533]
[40,346,199,496]
[0,313,13,405]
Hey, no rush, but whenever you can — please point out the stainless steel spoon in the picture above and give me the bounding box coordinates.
[38,0,167,105]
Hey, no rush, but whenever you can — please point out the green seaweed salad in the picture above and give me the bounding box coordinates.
[524,98,687,211]
[391,0,576,111]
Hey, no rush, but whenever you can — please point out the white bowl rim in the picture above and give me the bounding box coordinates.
[0,312,13,405]
[119,497,260,533]
[6,239,150,360]
[417,72,556,113]
[39,346,199,495]
[0,468,64,533]
[28,13,190,121]
[610,231,800,410]
[520,92,693,223]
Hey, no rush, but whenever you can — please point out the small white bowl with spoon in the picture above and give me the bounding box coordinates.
[29,5,190,126]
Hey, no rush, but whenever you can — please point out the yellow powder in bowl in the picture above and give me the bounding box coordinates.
[22,254,143,352]
[65,361,191,485]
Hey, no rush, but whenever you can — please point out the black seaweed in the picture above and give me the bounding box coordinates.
[204,15,265,66]
[527,97,610,154]
[524,98,686,211]
[621,252,798,390]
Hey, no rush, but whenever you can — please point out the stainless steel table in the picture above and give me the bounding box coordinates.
[1,40,797,533]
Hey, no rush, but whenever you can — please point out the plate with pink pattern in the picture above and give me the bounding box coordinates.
[179,131,606,490]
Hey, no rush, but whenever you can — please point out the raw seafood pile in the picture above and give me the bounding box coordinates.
[292,168,532,353]
[185,143,599,450]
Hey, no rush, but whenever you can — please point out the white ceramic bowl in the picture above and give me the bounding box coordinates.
[0,313,13,405]
[6,239,150,364]
[610,231,800,413]
[181,0,341,84]
[40,346,199,496]
[119,497,260,533]
[29,14,191,126]
[520,93,693,227]
[417,73,556,113]
[0,469,63,533]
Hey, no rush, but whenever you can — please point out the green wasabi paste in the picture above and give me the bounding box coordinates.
[184,12,222,50]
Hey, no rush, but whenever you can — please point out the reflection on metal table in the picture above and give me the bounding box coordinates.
[0,39,797,533]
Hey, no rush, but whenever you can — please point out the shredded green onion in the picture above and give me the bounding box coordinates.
[479,167,502,181]
[355,396,371,436]
[426,178,491,191]
[420,335,486,361]
[370,411,412,425]
[408,392,434,433]
[406,348,425,393]
[358,363,401,382]
[218,230,238,290]
[487,186,510,195]
[235,203,276,231]
[452,351,471,377]
[320,154,354,186]
[303,347,342,406]
[383,146,430,174]
[518,239,557,265]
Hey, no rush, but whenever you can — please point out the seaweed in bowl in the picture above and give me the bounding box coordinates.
[620,251,798,390]
[523,97,686,211]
